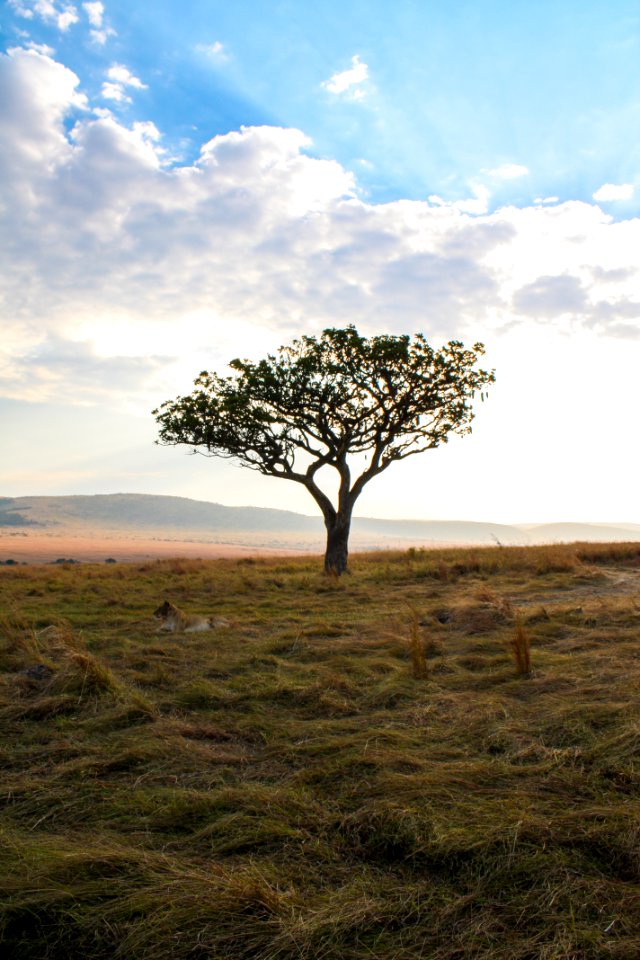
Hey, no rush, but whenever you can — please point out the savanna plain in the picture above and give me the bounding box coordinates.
[2,543,640,959]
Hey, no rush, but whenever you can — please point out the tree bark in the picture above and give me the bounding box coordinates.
[324,512,352,575]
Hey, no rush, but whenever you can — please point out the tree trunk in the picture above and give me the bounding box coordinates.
[324,513,351,575]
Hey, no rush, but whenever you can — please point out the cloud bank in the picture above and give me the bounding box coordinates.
[1,45,639,410]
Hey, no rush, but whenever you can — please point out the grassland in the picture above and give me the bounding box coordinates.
[2,543,640,959]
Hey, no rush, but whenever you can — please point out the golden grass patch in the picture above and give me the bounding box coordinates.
[2,542,640,958]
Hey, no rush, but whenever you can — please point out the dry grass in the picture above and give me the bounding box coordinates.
[1,541,640,958]
[408,608,429,679]
[511,616,532,675]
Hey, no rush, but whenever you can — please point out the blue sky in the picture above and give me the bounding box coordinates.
[3,0,638,207]
[0,0,639,524]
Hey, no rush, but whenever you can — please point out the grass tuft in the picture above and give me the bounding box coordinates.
[408,609,429,679]
[510,616,532,676]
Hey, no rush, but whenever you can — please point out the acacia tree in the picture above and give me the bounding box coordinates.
[153,326,495,574]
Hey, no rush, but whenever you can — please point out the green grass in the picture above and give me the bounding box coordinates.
[2,543,640,958]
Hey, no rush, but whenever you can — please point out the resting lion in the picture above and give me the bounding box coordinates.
[153,600,230,633]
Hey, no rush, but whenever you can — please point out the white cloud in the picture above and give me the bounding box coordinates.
[90,27,115,44]
[82,0,103,26]
[10,1,79,31]
[83,3,116,44]
[1,45,639,414]
[9,1,35,19]
[106,64,145,88]
[453,184,491,215]
[57,6,78,29]
[322,55,369,98]
[101,63,147,102]
[25,41,55,55]
[512,274,588,318]
[0,46,88,188]
[485,163,529,180]
[593,182,634,202]
[101,81,127,101]
[131,120,161,142]
[2,335,168,405]
[197,41,229,61]
[431,184,491,215]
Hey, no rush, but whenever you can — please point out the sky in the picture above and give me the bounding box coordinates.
[0,0,639,525]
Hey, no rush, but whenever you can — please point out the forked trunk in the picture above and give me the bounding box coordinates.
[324,514,351,575]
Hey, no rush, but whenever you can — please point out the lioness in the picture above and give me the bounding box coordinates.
[153,600,229,633]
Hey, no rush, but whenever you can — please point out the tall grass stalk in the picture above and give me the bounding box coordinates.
[511,617,532,676]
[408,610,429,679]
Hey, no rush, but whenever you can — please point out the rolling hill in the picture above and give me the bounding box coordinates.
[1,493,639,549]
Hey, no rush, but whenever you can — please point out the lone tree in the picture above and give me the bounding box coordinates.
[154,326,495,574]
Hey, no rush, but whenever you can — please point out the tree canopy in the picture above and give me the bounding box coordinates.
[154,326,495,573]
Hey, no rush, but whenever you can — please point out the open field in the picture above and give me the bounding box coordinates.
[0,530,309,564]
[5,493,640,560]
[2,542,640,959]
[0,526,465,566]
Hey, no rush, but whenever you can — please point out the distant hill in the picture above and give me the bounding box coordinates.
[1,494,639,550]
[0,494,320,535]
[0,498,38,527]
[520,521,640,544]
